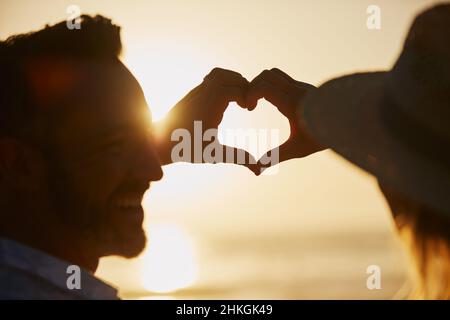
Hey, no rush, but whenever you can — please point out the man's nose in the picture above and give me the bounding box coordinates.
[130,138,164,183]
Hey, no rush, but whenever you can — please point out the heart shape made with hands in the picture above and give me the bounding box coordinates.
[218,100,289,173]
[166,67,316,175]
[216,68,315,174]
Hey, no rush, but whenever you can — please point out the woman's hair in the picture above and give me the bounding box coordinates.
[380,184,450,299]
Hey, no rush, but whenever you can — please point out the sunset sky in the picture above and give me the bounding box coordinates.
[0,0,442,299]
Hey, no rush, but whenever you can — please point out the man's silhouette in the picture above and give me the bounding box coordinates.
[0,15,257,299]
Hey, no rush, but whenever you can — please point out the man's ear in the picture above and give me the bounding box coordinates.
[0,138,46,191]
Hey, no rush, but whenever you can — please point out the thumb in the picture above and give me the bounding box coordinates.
[254,140,299,175]
[214,144,261,176]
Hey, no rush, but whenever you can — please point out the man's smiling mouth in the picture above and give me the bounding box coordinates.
[112,191,146,224]
[114,194,143,209]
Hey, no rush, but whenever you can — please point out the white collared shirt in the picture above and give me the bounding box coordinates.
[0,238,119,300]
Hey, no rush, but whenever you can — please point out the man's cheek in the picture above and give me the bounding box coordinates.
[76,160,124,196]
[69,171,120,220]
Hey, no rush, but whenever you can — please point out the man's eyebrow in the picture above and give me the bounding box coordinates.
[85,122,151,141]
[87,126,128,140]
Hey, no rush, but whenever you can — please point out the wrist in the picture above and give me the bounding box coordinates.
[295,96,327,156]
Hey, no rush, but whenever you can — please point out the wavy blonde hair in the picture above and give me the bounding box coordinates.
[380,184,450,299]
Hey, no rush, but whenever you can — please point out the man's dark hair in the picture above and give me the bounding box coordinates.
[0,15,122,139]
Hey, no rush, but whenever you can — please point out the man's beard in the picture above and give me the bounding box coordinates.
[46,162,147,258]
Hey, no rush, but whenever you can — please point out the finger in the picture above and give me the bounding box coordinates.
[270,68,296,82]
[271,68,316,91]
[254,142,293,175]
[217,145,261,175]
[204,69,250,109]
[205,84,248,112]
[263,69,311,99]
[259,69,294,92]
[204,67,243,80]
[246,70,294,111]
[183,67,250,104]
[255,135,320,175]
[204,67,249,87]
[246,78,293,115]
[251,69,293,93]
[200,141,260,175]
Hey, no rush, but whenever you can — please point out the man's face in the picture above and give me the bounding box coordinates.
[36,59,163,258]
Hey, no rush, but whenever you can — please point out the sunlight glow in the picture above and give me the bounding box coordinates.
[141,223,198,294]
[124,40,213,122]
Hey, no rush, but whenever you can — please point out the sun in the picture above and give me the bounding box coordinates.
[123,40,214,122]
[140,223,198,294]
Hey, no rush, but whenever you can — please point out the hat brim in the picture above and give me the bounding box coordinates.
[302,71,450,215]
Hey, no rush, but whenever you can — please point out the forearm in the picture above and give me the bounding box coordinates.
[294,98,327,157]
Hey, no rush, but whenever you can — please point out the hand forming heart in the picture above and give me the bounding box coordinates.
[154,68,324,175]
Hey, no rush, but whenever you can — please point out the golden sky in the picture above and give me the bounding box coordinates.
[0,0,443,298]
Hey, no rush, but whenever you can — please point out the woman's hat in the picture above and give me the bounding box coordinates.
[302,4,450,214]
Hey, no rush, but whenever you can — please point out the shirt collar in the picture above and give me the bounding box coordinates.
[0,237,119,299]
